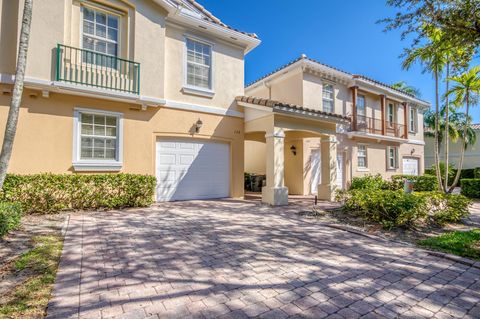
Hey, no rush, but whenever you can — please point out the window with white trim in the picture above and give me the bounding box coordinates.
[357,145,367,168]
[82,6,119,64]
[186,38,212,90]
[322,84,334,113]
[387,146,398,169]
[357,94,366,117]
[80,113,118,160]
[387,103,395,125]
[73,109,123,172]
[409,106,417,132]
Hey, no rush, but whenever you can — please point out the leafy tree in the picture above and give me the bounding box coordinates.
[0,0,33,189]
[381,0,480,55]
[446,66,480,192]
[391,81,422,97]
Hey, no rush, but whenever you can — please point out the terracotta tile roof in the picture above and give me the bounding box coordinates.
[472,123,480,130]
[235,96,351,122]
[352,75,430,104]
[245,55,430,106]
[245,55,351,88]
[176,0,258,39]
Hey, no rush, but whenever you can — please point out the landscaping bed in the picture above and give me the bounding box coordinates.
[305,174,480,260]
[0,214,67,319]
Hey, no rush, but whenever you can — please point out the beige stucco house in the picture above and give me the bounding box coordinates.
[242,55,430,203]
[425,124,480,170]
[0,0,429,206]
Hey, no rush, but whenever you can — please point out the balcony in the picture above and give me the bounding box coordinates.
[354,115,407,139]
[56,44,140,95]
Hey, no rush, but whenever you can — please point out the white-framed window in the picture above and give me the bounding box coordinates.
[357,94,366,117]
[387,146,398,169]
[73,108,123,171]
[82,5,119,65]
[387,103,395,125]
[357,144,368,168]
[409,106,417,132]
[322,84,334,113]
[185,37,213,92]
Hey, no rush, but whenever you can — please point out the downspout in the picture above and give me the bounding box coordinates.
[264,80,272,99]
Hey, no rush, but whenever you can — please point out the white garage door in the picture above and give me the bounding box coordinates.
[403,158,419,176]
[337,154,344,189]
[156,139,230,201]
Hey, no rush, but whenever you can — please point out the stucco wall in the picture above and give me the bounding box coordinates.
[0,87,245,198]
[425,134,480,170]
[1,0,245,110]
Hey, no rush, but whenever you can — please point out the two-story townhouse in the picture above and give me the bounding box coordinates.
[242,55,430,201]
[0,0,260,201]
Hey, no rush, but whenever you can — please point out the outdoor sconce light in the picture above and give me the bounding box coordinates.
[195,119,203,133]
[411,148,415,155]
[290,145,297,156]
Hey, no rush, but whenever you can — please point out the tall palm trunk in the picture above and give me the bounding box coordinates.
[444,60,450,192]
[434,66,444,191]
[448,94,469,193]
[0,0,33,189]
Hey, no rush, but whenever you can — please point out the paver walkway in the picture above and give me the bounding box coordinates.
[46,200,480,319]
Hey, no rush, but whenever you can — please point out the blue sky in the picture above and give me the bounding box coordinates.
[200,0,480,122]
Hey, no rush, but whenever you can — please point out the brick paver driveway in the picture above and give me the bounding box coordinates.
[47,200,480,319]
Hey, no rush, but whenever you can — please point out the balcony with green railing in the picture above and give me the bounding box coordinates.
[56,44,140,95]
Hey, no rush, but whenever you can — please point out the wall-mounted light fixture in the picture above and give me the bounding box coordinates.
[195,119,203,133]
[290,145,297,156]
[411,148,415,155]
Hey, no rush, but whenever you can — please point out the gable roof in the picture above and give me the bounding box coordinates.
[246,54,430,107]
[165,0,258,39]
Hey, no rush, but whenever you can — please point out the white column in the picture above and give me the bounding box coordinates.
[317,135,337,201]
[262,128,289,206]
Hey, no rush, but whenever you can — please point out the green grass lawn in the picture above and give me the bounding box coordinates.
[418,229,480,261]
[0,235,63,319]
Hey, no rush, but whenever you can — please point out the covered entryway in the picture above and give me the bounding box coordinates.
[156,139,230,201]
[238,96,351,206]
[402,157,419,176]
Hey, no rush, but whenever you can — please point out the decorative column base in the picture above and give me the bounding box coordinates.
[317,183,337,202]
[262,186,289,206]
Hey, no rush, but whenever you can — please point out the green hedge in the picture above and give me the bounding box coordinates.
[337,189,471,229]
[426,167,480,184]
[391,174,438,191]
[0,202,22,237]
[461,179,480,199]
[350,174,389,190]
[1,173,156,213]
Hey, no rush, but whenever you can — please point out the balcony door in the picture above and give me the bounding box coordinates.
[357,95,366,129]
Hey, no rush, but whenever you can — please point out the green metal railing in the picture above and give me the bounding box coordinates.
[56,44,140,94]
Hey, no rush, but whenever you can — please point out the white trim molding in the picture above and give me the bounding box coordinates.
[72,107,124,172]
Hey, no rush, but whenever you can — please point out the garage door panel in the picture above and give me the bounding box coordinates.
[156,139,230,202]
[403,158,419,176]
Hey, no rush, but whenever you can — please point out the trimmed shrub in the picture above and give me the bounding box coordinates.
[391,174,438,191]
[350,174,389,191]
[340,189,427,229]
[475,168,480,179]
[0,202,22,237]
[1,173,156,213]
[338,189,471,229]
[461,179,480,199]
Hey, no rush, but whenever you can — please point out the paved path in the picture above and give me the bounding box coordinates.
[46,200,480,319]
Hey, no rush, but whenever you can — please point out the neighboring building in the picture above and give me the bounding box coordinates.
[0,1,429,206]
[425,124,480,169]
[243,55,429,202]
[0,0,259,202]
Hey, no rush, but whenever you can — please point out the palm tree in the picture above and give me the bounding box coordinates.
[0,0,33,188]
[424,106,476,151]
[391,81,422,98]
[446,66,480,192]
[402,25,448,191]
